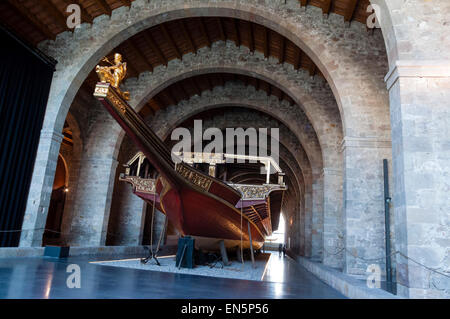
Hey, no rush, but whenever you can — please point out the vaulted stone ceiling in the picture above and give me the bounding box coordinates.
[1,0,372,123]
[139,73,296,118]
[70,14,332,119]
[81,17,324,93]
[1,0,372,46]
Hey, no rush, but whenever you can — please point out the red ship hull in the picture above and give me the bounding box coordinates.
[94,83,265,250]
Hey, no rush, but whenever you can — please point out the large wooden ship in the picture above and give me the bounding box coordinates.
[119,152,287,250]
[93,55,286,251]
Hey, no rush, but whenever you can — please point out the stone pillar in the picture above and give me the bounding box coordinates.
[68,157,118,246]
[59,159,81,245]
[20,130,63,247]
[303,186,312,258]
[311,174,324,261]
[299,184,314,258]
[386,61,450,298]
[109,173,147,246]
[322,168,344,269]
[298,196,305,256]
[342,137,392,276]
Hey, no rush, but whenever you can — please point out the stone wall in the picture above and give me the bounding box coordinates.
[372,0,450,298]
[107,136,146,246]
[22,0,444,297]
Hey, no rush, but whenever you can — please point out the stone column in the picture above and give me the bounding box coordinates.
[386,61,450,298]
[68,157,118,246]
[298,196,305,256]
[109,174,147,246]
[303,187,312,258]
[322,168,344,269]
[311,174,324,261]
[342,137,392,276]
[20,130,63,247]
[59,159,81,245]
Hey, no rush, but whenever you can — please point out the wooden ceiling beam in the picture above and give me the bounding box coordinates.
[299,0,309,7]
[179,20,196,53]
[192,78,202,96]
[248,23,255,52]
[163,90,177,106]
[142,31,168,66]
[199,18,211,48]
[218,74,225,87]
[160,24,182,60]
[152,96,163,111]
[168,87,180,105]
[279,37,286,64]
[41,0,70,31]
[6,0,55,40]
[178,83,190,101]
[93,0,112,16]
[119,0,132,7]
[344,0,359,22]
[322,0,332,15]
[263,27,269,58]
[309,64,317,77]
[140,104,154,118]
[232,19,241,47]
[294,48,303,70]
[126,39,153,72]
[216,18,226,41]
[206,76,214,92]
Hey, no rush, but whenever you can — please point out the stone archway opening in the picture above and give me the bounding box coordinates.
[19,0,393,296]
[42,153,68,246]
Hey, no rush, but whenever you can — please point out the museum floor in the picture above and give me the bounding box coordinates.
[0,252,345,299]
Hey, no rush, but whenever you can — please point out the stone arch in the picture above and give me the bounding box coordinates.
[174,110,306,201]
[153,99,312,226]
[38,0,388,138]
[122,44,340,173]
[149,84,319,183]
[86,75,338,261]
[55,112,83,245]
[369,0,450,298]
[174,109,311,255]
[24,0,390,274]
[134,80,333,260]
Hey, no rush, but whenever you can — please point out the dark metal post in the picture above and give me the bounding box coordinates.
[383,159,393,293]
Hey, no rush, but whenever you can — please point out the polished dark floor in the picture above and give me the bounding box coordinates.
[0,252,345,299]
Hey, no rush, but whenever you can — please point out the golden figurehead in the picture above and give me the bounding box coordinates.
[96,53,130,100]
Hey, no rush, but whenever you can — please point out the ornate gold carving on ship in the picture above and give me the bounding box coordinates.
[94,82,127,114]
[229,184,286,200]
[176,163,213,192]
[119,174,156,194]
[95,53,130,100]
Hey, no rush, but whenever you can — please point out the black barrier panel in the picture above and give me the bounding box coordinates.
[0,25,56,247]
